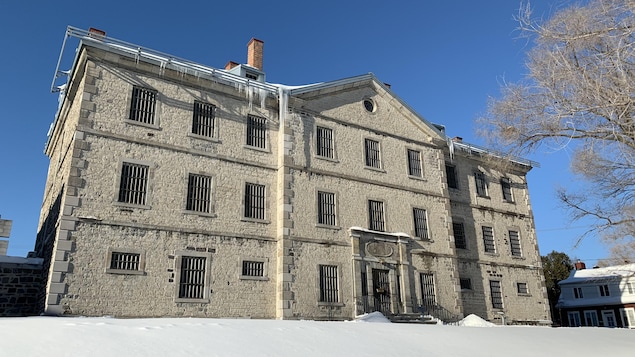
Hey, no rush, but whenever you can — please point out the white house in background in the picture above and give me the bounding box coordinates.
[557,261,635,328]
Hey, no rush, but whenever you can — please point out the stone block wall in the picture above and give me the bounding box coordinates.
[0,257,43,316]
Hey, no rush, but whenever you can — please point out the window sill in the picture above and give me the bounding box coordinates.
[316,224,341,230]
[364,166,386,173]
[315,155,339,163]
[318,301,344,307]
[413,237,433,243]
[476,195,491,199]
[113,202,152,210]
[511,255,525,260]
[241,217,271,224]
[518,293,532,297]
[182,210,217,218]
[408,175,426,181]
[244,144,269,153]
[124,119,161,130]
[503,199,515,204]
[187,132,221,143]
[240,276,269,281]
[175,298,210,303]
[105,269,145,275]
[484,252,499,256]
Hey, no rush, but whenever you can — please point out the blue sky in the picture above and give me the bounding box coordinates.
[0,0,607,265]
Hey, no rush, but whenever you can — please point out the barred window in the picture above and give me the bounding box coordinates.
[242,260,265,277]
[118,162,149,205]
[316,126,334,159]
[109,252,140,271]
[244,182,266,220]
[129,86,157,124]
[407,149,422,177]
[319,264,339,303]
[501,177,513,202]
[482,226,496,253]
[317,191,337,226]
[364,139,381,169]
[517,282,529,294]
[460,278,472,290]
[446,164,458,189]
[192,101,216,137]
[475,171,488,197]
[246,115,266,149]
[178,256,207,300]
[509,230,522,257]
[490,280,503,309]
[413,208,429,239]
[453,222,467,249]
[368,200,385,232]
[186,174,212,213]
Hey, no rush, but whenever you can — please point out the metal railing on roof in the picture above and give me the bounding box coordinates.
[51,26,280,95]
[451,140,540,168]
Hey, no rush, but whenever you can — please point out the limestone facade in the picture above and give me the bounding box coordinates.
[34,29,551,323]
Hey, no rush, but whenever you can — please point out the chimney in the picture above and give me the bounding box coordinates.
[452,137,463,143]
[225,61,239,70]
[574,260,586,270]
[247,38,264,70]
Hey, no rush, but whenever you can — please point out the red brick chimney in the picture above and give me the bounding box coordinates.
[224,61,239,70]
[574,260,586,270]
[247,38,264,70]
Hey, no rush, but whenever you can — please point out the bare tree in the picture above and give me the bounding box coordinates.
[480,0,635,246]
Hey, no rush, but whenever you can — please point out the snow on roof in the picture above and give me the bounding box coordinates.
[559,263,635,285]
[349,226,410,238]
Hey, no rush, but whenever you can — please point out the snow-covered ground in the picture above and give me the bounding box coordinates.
[1,313,633,356]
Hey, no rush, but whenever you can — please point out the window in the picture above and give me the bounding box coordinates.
[192,101,216,138]
[106,249,144,275]
[475,171,488,197]
[489,280,503,309]
[129,86,157,124]
[242,260,265,277]
[246,115,266,149]
[110,251,140,271]
[501,177,513,202]
[244,183,266,220]
[363,98,375,113]
[319,264,339,303]
[413,208,429,240]
[602,310,617,327]
[460,278,472,290]
[482,226,496,253]
[509,230,522,257]
[584,310,599,326]
[368,200,385,232]
[316,126,334,159]
[364,139,381,169]
[420,273,437,306]
[317,191,337,226]
[186,174,212,213]
[446,164,458,189]
[118,162,149,205]
[453,222,467,249]
[517,282,529,294]
[620,308,635,328]
[568,311,581,327]
[627,282,634,294]
[574,287,584,299]
[407,149,423,177]
[599,284,610,297]
[178,255,207,300]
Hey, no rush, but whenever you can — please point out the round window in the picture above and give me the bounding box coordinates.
[363,99,375,113]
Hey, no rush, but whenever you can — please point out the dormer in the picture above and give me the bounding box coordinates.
[224,38,266,82]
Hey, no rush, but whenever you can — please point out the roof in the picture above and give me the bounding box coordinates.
[559,263,635,285]
[48,26,537,169]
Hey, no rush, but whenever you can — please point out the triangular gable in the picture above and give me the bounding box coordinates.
[289,74,446,146]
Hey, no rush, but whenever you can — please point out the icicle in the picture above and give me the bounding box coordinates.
[259,88,267,110]
[447,138,455,162]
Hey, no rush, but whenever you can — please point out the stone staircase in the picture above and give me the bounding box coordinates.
[389,313,438,324]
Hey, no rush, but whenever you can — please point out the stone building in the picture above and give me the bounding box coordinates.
[34,27,551,323]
